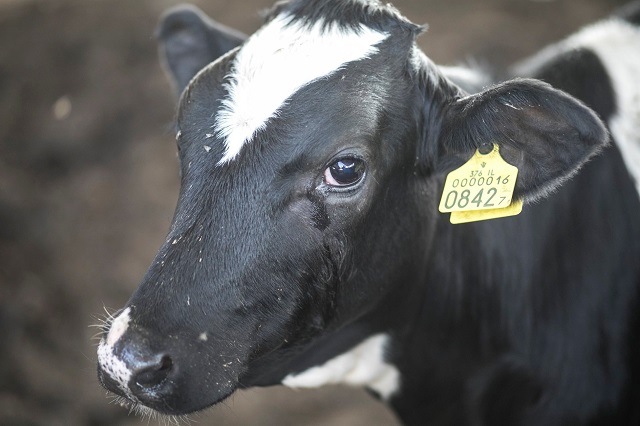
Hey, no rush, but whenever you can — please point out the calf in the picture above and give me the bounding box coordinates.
[97,1,640,424]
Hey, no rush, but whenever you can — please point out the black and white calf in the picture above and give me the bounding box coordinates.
[97,1,640,424]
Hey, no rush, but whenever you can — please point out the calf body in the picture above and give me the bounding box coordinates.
[98,1,640,424]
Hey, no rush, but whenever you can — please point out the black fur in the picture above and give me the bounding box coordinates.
[616,0,640,25]
[532,48,616,122]
[268,0,423,35]
[157,5,246,93]
[98,1,640,424]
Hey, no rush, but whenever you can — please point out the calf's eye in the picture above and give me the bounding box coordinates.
[324,158,365,187]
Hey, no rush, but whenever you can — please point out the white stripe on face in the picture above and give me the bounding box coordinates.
[214,13,389,165]
[97,307,136,400]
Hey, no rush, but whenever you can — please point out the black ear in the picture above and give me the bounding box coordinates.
[426,78,608,203]
[157,5,247,94]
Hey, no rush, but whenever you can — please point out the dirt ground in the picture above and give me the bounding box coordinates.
[0,0,629,425]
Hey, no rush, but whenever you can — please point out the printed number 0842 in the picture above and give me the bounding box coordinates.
[443,188,500,210]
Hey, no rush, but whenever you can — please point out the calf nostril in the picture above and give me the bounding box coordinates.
[133,355,173,389]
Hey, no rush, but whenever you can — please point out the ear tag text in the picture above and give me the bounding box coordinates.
[438,144,522,224]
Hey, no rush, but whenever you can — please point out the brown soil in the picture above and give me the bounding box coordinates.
[0,0,627,425]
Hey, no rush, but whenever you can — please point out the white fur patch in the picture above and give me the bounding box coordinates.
[519,19,640,197]
[565,19,640,197]
[98,307,135,400]
[282,333,400,400]
[214,14,388,164]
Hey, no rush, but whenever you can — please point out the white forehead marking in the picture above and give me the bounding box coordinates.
[282,333,400,400]
[214,14,389,165]
[97,307,136,400]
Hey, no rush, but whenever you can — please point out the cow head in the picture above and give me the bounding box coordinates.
[97,0,607,416]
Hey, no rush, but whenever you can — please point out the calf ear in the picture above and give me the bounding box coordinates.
[426,78,608,203]
[157,5,247,94]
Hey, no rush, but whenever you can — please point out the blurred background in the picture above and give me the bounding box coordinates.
[0,0,628,424]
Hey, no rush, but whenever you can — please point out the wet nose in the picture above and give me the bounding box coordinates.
[98,337,177,403]
[130,354,174,395]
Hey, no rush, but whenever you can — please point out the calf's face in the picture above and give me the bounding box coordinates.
[97,0,607,416]
[98,5,424,415]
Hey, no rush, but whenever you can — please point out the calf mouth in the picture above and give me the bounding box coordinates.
[98,366,238,418]
[97,345,240,416]
[95,306,244,416]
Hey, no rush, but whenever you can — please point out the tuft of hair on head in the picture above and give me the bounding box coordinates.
[266,0,424,36]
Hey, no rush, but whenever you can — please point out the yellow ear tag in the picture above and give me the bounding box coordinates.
[438,144,522,224]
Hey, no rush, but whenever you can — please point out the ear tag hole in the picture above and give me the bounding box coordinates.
[478,142,493,155]
[438,143,522,224]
